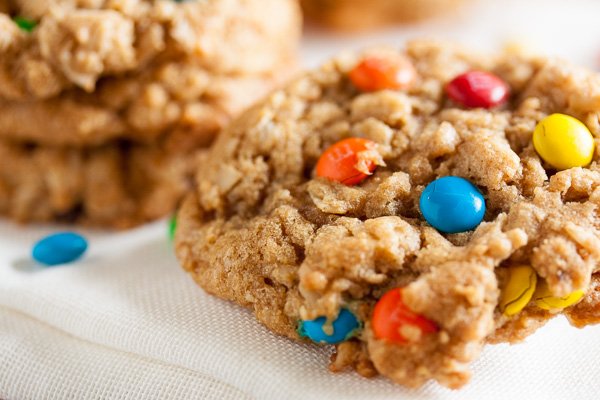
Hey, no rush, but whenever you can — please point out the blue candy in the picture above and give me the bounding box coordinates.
[298,308,359,344]
[419,176,485,234]
[32,232,88,266]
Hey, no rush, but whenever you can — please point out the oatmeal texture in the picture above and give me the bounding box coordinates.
[0,0,301,227]
[0,0,301,145]
[0,139,202,228]
[301,0,467,31]
[175,40,600,388]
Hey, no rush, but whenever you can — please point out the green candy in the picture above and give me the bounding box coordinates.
[169,213,177,241]
[13,16,37,32]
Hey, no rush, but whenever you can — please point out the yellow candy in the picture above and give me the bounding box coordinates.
[533,113,595,170]
[500,265,537,316]
[534,279,584,311]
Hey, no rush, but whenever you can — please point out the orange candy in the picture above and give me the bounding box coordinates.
[349,54,417,92]
[372,288,438,343]
[315,138,382,185]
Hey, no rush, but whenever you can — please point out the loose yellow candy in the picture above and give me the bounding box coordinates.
[534,279,584,311]
[500,265,537,316]
[533,113,595,170]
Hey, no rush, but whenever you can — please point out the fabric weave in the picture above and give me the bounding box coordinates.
[0,220,599,400]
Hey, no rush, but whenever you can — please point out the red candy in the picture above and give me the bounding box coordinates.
[316,138,382,185]
[372,287,438,343]
[445,70,509,108]
[349,54,417,92]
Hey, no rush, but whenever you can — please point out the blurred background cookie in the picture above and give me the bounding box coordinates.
[301,0,470,31]
[0,0,301,228]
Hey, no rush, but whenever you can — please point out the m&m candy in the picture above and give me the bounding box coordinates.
[372,287,438,343]
[446,70,509,108]
[32,232,88,266]
[169,213,177,242]
[349,54,417,92]
[298,308,359,344]
[534,279,584,311]
[13,16,37,32]
[315,137,383,185]
[532,113,595,170]
[419,177,485,234]
[500,265,537,316]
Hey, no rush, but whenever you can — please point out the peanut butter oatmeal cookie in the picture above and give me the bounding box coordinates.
[0,139,201,229]
[302,0,468,31]
[0,0,300,146]
[0,0,301,227]
[175,40,600,388]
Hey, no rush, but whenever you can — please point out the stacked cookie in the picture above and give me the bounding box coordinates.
[0,0,301,228]
[175,40,600,388]
[302,0,468,30]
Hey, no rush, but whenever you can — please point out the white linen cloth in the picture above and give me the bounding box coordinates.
[0,220,599,400]
[3,0,600,398]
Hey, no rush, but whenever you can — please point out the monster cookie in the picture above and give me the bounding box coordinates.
[0,0,300,146]
[0,0,301,227]
[175,40,600,388]
[301,0,468,31]
[0,139,200,228]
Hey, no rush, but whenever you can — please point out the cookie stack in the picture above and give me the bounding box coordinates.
[0,0,301,228]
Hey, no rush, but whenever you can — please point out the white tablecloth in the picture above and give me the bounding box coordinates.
[2,1,600,399]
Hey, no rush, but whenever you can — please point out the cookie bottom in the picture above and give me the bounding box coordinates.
[0,140,202,229]
[302,0,467,30]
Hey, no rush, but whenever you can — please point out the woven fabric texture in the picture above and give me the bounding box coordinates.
[0,220,599,400]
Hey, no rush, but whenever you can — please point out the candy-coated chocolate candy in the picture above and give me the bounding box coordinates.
[32,232,88,266]
[534,280,584,311]
[299,308,359,344]
[316,137,383,185]
[349,54,417,92]
[169,213,177,242]
[13,16,37,32]
[532,113,595,170]
[372,287,438,343]
[500,265,537,316]
[446,70,509,108]
[419,177,485,234]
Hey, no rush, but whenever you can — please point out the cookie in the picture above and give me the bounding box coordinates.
[0,0,301,228]
[302,0,467,31]
[0,139,201,229]
[0,0,300,146]
[175,40,600,388]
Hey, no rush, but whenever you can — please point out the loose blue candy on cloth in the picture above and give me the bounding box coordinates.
[298,308,359,344]
[419,176,485,234]
[32,232,88,266]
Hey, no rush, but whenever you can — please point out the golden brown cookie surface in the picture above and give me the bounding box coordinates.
[176,40,600,388]
[0,139,203,229]
[0,0,301,146]
[302,0,468,31]
[0,0,301,228]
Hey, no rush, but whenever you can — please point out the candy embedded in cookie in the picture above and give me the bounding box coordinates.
[446,70,510,108]
[316,138,385,185]
[419,176,485,233]
[533,113,595,170]
[499,265,537,316]
[299,309,360,344]
[175,40,600,389]
[349,54,417,92]
[12,16,37,32]
[372,288,438,343]
[534,280,585,311]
